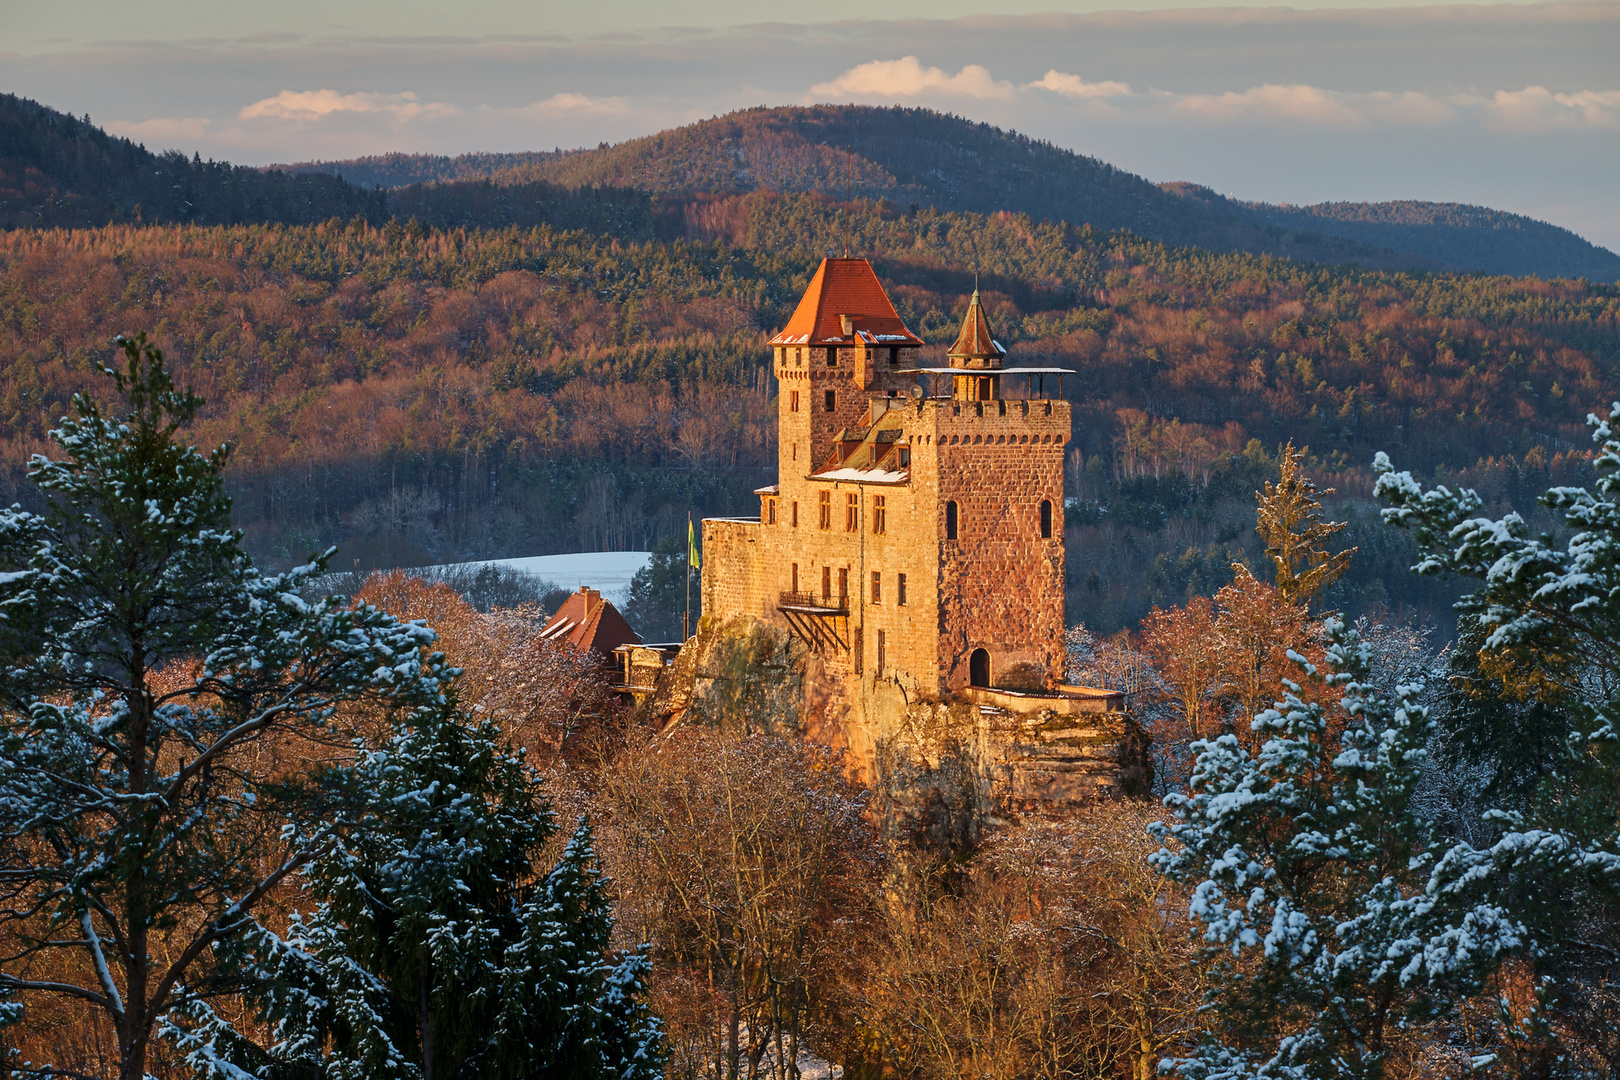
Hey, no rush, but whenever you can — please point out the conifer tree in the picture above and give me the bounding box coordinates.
[1252,444,1356,608]
[167,698,663,1080]
[1154,622,1522,1079]
[0,334,449,1080]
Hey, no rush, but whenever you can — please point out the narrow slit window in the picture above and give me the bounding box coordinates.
[845,492,859,532]
[872,494,886,534]
[819,491,831,530]
[876,629,886,675]
[790,390,799,413]
[1040,499,1053,539]
[897,572,907,606]
[791,501,798,527]
[854,627,863,673]
[945,500,958,540]
[791,563,799,594]
[825,389,836,412]
[871,571,881,604]
[838,567,848,602]
[822,566,831,599]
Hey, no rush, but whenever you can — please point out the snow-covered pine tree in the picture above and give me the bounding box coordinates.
[1153,621,1524,1079]
[167,697,663,1080]
[0,334,450,1080]
[1374,404,1620,1061]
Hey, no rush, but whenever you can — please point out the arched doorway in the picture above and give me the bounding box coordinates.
[970,648,991,687]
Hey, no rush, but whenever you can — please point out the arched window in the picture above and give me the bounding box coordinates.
[1040,499,1053,539]
[970,648,990,687]
[945,501,958,540]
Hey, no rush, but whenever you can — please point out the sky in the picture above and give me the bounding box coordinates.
[3,0,1616,250]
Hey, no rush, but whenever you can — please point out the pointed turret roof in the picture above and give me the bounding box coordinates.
[947,289,1005,366]
[767,257,924,348]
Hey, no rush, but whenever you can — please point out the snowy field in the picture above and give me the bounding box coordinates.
[432,551,653,604]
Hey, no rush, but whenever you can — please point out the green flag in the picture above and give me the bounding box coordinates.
[688,518,701,570]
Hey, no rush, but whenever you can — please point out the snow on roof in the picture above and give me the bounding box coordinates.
[899,367,1078,375]
[754,484,781,495]
[810,466,910,484]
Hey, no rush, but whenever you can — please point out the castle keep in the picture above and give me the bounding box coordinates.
[692,258,1141,814]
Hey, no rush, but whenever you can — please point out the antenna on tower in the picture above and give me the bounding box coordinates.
[843,146,853,257]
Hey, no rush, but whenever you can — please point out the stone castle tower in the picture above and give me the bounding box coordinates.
[693,258,1141,813]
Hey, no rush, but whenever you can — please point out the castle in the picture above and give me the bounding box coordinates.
[693,258,1141,813]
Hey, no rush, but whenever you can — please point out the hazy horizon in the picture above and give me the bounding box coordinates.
[3,0,1615,250]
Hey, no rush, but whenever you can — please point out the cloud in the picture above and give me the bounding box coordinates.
[1483,86,1620,130]
[1172,84,1455,127]
[238,89,458,122]
[1026,71,1132,99]
[509,92,629,117]
[810,56,1014,101]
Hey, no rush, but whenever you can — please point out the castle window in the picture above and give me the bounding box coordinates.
[838,568,849,602]
[898,447,910,467]
[945,501,958,540]
[819,491,831,529]
[1040,499,1053,538]
[795,348,803,366]
[845,492,859,532]
[827,347,837,367]
[888,346,899,365]
[896,573,907,606]
[791,501,799,527]
[872,494,886,534]
[792,563,799,593]
[825,389,836,412]
[871,571,881,604]
[766,499,776,525]
[822,566,831,599]
[970,648,990,687]
[790,390,799,413]
[854,627,863,674]
[877,629,886,675]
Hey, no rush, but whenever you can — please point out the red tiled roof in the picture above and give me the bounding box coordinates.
[948,289,1005,364]
[767,258,924,348]
[539,587,642,658]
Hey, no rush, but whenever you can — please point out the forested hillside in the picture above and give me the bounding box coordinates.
[0,93,385,228]
[1,191,1614,631]
[287,105,1620,281]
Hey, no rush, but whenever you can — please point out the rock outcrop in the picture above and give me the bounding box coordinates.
[640,615,1151,841]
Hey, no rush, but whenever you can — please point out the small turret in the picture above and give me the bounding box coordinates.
[948,290,1006,401]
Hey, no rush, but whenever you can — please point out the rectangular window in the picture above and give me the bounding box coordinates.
[838,567,848,602]
[888,346,899,366]
[791,563,799,594]
[791,501,799,527]
[825,389,836,412]
[790,390,799,413]
[897,572,907,606]
[845,492,859,532]
[854,627,863,674]
[822,566,831,600]
[872,494,886,535]
[765,499,776,525]
[898,447,910,467]
[877,629,886,675]
[818,491,831,530]
[827,347,837,367]
[871,571,881,604]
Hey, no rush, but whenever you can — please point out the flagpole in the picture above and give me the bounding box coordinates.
[684,511,692,641]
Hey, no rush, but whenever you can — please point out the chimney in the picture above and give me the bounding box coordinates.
[839,314,855,337]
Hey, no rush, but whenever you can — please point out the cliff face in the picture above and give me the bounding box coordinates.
[641,615,1151,841]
